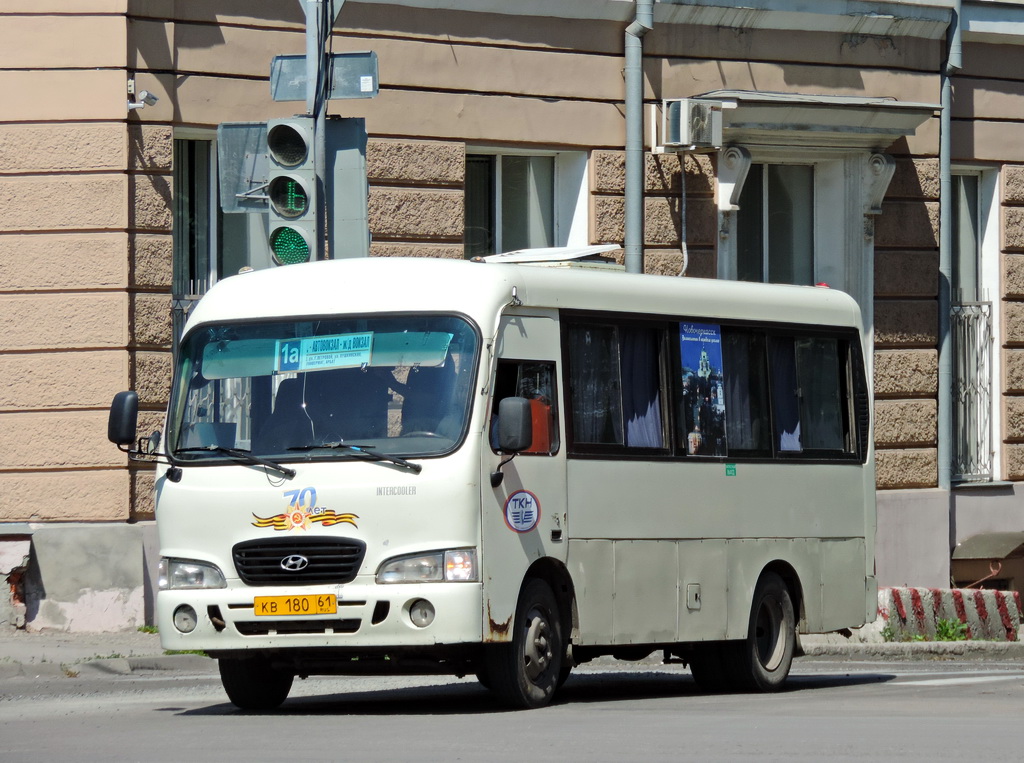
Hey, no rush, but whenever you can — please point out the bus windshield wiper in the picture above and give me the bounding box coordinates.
[174,446,296,479]
[289,442,423,474]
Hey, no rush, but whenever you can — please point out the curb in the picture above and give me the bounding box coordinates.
[798,640,1024,659]
[0,653,215,681]
[71,654,215,676]
[125,654,215,673]
[0,662,67,680]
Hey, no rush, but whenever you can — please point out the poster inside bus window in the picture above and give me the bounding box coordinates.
[679,322,727,456]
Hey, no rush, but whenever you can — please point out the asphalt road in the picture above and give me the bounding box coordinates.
[2,657,1023,761]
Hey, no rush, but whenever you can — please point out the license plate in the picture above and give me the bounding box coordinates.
[253,594,337,617]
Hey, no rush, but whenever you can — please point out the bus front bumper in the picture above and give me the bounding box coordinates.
[157,580,484,655]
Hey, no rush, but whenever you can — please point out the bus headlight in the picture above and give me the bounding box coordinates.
[159,558,227,590]
[376,549,478,584]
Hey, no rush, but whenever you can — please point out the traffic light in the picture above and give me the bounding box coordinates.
[266,116,317,265]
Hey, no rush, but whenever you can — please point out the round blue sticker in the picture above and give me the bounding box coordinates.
[503,490,540,533]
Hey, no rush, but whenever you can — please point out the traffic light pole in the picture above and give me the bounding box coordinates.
[304,0,333,261]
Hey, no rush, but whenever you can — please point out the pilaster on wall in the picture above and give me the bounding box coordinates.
[127,124,173,521]
[590,150,716,277]
[0,8,170,524]
[0,119,134,521]
[873,158,940,490]
[1001,166,1024,480]
[366,139,465,260]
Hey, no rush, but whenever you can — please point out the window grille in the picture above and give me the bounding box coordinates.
[952,301,992,482]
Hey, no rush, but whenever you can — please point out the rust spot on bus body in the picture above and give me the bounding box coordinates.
[486,601,512,641]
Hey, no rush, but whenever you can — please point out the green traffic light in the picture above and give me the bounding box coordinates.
[270,226,311,265]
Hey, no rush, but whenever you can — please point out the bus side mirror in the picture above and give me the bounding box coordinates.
[497,396,533,454]
[108,391,139,447]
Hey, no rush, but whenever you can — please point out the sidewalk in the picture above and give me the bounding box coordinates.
[1,628,1022,682]
[0,628,213,680]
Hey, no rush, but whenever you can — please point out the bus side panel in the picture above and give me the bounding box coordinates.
[612,540,678,644]
[568,460,867,541]
[677,539,729,642]
[480,312,568,643]
[723,538,822,640]
[819,537,868,631]
[566,539,613,644]
[568,535,861,644]
[569,538,730,646]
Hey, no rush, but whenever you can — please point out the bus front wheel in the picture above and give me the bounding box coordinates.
[485,578,563,709]
[734,572,796,691]
[218,655,294,710]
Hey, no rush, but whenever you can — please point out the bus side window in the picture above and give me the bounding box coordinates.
[721,330,771,456]
[794,338,846,452]
[567,323,665,449]
[769,337,802,452]
[491,361,559,455]
[768,335,852,456]
[567,325,623,445]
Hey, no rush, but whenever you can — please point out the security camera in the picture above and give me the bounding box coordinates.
[127,89,160,111]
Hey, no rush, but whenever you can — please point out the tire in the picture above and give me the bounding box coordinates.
[476,668,491,690]
[687,642,734,692]
[485,578,563,709]
[218,655,294,710]
[732,572,796,692]
[556,664,572,689]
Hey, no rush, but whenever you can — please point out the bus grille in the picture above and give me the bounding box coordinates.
[235,619,361,636]
[232,537,366,586]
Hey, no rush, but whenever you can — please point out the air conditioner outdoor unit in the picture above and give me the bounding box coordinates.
[662,99,723,150]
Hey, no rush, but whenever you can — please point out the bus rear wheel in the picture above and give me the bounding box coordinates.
[687,642,734,692]
[733,572,795,691]
[218,655,294,710]
[485,578,563,709]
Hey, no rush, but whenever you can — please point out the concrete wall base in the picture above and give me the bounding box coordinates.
[14,522,158,633]
[875,489,951,588]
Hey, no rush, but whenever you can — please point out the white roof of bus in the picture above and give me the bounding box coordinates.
[185,257,863,334]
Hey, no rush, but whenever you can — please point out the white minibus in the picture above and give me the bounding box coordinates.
[109,255,875,709]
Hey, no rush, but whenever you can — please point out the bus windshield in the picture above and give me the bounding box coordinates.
[167,314,480,464]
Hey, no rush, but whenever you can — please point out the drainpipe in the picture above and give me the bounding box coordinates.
[624,0,653,274]
[938,2,961,492]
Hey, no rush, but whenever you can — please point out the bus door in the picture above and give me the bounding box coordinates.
[481,313,568,642]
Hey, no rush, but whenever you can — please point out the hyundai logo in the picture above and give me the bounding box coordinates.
[280,554,310,572]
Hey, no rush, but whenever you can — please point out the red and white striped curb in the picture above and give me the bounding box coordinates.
[872,587,1023,642]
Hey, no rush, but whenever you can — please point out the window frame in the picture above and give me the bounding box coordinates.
[172,130,276,298]
[172,135,218,299]
[463,147,589,257]
[736,162,816,285]
[562,315,673,458]
[950,167,1000,482]
[561,310,868,465]
[719,148,863,308]
[489,359,561,457]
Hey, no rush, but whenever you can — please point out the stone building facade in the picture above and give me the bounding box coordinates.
[3,0,1024,629]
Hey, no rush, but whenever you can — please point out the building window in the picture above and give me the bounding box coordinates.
[172,136,274,343]
[464,150,588,257]
[736,164,815,285]
[951,172,995,483]
[173,139,214,299]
